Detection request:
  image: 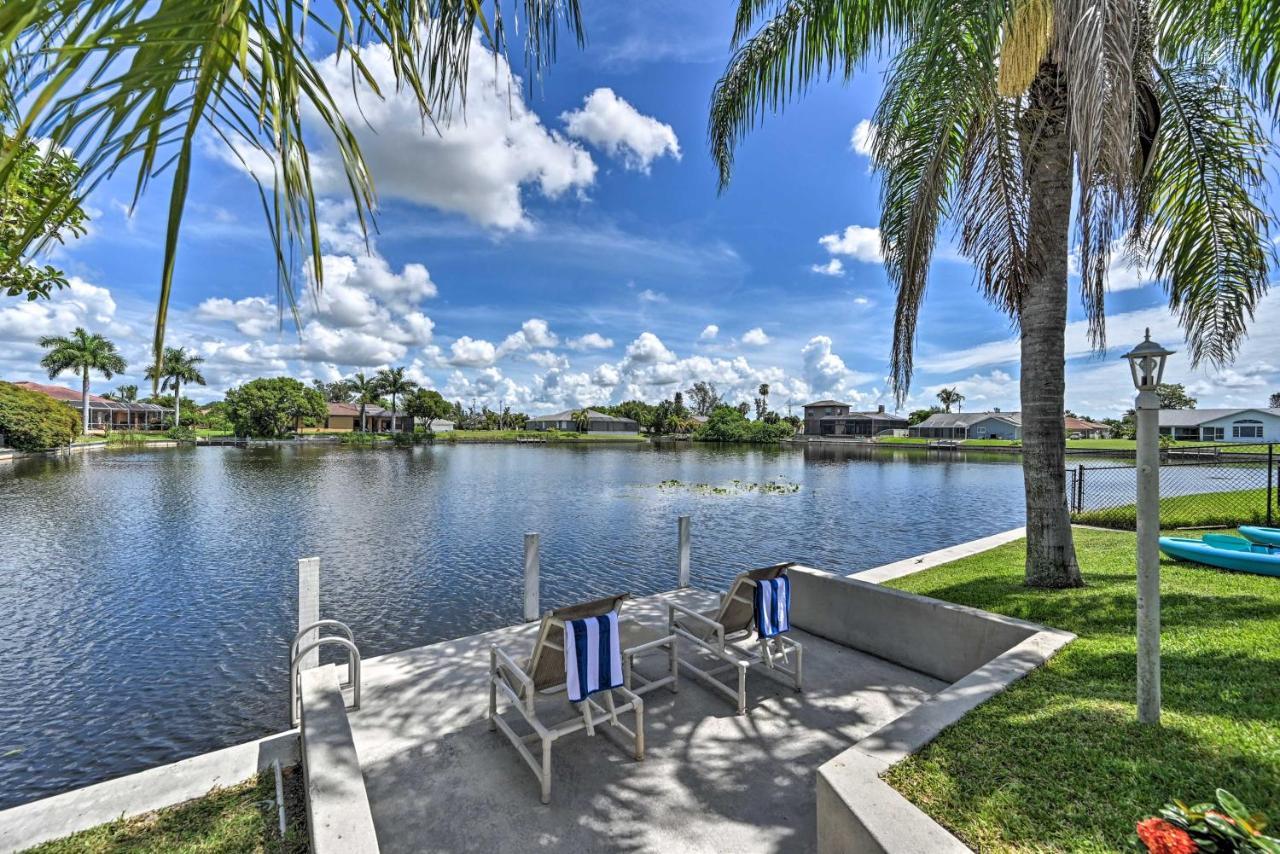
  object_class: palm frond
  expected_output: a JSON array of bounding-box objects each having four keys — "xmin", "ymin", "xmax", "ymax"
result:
[
  {"xmin": 1052, "ymin": 0, "xmax": 1143, "ymax": 347},
  {"xmin": 956, "ymin": 95, "xmax": 1029, "ymax": 313},
  {"xmin": 709, "ymin": 0, "xmax": 913, "ymax": 190},
  {"xmin": 1151, "ymin": 0, "xmax": 1280, "ymax": 112},
  {"xmin": 1134, "ymin": 60, "xmax": 1274, "ymax": 366},
  {"xmin": 875, "ymin": 0, "xmax": 997, "ymax": 401},
  {"xmin": 0, "ymin": 0, "xmax": 584, "ymax": 375}
]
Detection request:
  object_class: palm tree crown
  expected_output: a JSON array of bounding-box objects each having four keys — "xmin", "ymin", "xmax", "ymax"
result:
[
  {"xmin": 39, "ymin": 327, "xmax": 127, "ymax": 432},
  {"xmin": 145, "ymin": 346, "xmax": 206, "ymax": 427},
  {"xmin": 709, "ymin": 0, "xmax": 1275, "ymax": 587},
  {"xmin": 375, "ymin": 367, "xmax": 418, "ymax": 432},
  {"xmin": 937, "ymin": 388, "xmax": 965, "ymax": 413},
  {"xmin": 349, "ymin": 372, "xmax": 381, "ymax": 432}
]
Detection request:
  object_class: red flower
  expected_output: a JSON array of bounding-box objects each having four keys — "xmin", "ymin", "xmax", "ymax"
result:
[{"xmin": 1137, "ymin": 818, "xmax": 1199, "ymax": 854}]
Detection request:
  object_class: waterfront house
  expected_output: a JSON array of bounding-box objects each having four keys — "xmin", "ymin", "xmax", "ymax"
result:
[
  {"xmin": 526, "ymin": 408, "xmax": 639, "ymax": 434},
  {"xmin": 801, "ymin": 400, "xmax": 908, "ymax": 437},
  {"xmin": 1064, "ymin": 416, "xmax": 1112, "ymax": 439},
  {"xmin": 1158, "ymin": 408, "xmax": 1280, "ymax": 442},
  {"xmin": 909, "ymin": 410, "xmax": 1023, "ymax": 440},
  {"xmin": 14, "ymin": 380, "xmax": 170, "ymax": 431},
  {"xmin": 298, "ymin": 402, "xmax": 454, "ymax": 433}
]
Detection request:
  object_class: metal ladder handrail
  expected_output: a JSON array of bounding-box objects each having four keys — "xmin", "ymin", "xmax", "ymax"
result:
[
  {"xmin": 291, "ymin": 619, "xmax": 355, "ymax": 659},
  {"xmin": 290, "ymin": 626, "xmax": 361, "ymax": 728}
]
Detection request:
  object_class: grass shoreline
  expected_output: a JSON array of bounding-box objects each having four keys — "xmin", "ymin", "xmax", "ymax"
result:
[
  {"xmin": 882, "ymin": 527, "xmax": 1280, "ymax": 853},
  {"xmin": 26, "ymin": 769, "xmax": 307, "ymax": 853}
]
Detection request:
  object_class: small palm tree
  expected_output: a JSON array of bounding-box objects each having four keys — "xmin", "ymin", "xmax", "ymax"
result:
[
  {"xmin": 937, "ymin": 388, "xmax": 965, "ymax": 414},
  {"xmin": 349, "ymin": 372, "xmax": 381, "ymax": 432},
  {"xmin": 113, "ymin": 384, "xmax": 138, "ymax": 402},
  {"xmin": 571, "ymin": 409, "xmax": 592, "ymax": 433},
  {"xmin": 375, "ymin": 367, "xmax": 417, "ymax": 432},
  {"xmin": 39, "ymin": 327, "xmax": 127, "ymax": 433},
  {"xmin": 145, "ymin": 346, "xmax": 206, "ymax": 427}
]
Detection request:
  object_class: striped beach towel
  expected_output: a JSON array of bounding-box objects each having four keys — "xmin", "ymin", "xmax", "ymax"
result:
[
  {"xmin": 754, "ymin": 575, "xmax": 791, "ymax": 638},
  {"xmin": 564, "ymin": 612, "xmax": 624, "ymax": 703}
]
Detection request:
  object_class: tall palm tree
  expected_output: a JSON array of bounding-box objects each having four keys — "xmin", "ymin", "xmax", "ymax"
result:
[
  {"xmin": 349, "ymin": 372, "xmax": 380, "ymax": 433},
  {"xmin": 39, "ymin": 327, "xmax": 127, "ymax": 432},
  {"xmin": 937, "ymin": 388, "xmax": 965, "ymax": 413},
  {"xmin": 375, "ymin": 367, "xmax": 417, "ymax": 433},
  {"xmin": 710, "ymin": 0, "xmax": 1274, "ymax": 588},
  {"xmin": 571, "ymin": 408, "xmax": 592, "ymax": 433},
  {"xmin": 145, "ymin": 346, "xmax": 206, "ymax": 427},
  {"xmin": 0, "ymin": 2, "xmax": 585, "ymax": 372}
]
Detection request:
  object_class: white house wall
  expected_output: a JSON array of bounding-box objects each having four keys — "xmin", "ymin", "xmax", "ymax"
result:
[{"xmin": 1197, "ymin": 410, "xmax": 1280, "ymax": 442}]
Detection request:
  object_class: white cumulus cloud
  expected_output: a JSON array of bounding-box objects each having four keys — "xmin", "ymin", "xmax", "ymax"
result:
[
  {"xmin": 741, "ymin": 327, "xmax": 770, "ymax": 347},
  {"xmin": 699, "ymin": 324, "xmax": 719, "ymax": 340},
  {"xmin": 212, "ymin": 32, "xmax": 598, "ymax": 231},
  {"xmin": 561, "ymin": 87, "xmax": 681, "ymax": 173},
  {"xmin": 196, "ymin": 296, "xmax": 278, "ymax": 337},
  {"xmin": 810, "ymin": 258, "xmax": 845, "ymax": 277},
  {"xmin": 567, "ymin": 332, "xmax": 614, "ymax": 351},
  {"xmin": 449, "ymin": 336, "xmax": 499, "ymax": 368},
  {"xmin": 850, "ymin": 120, "xmax": 877, "ymax": 157},
  {"xmin": 819, "ymin": 225, "xmax": 883, "ymax": 263},
  {"xmin": 624, "ymin": 331, "xmax": 676, "ymax": 364}
]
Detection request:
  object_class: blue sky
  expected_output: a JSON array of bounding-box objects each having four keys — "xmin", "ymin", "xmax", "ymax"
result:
[{"xmin": 4, "ymin": 1, "xmax": 1278, "ymax": 417}]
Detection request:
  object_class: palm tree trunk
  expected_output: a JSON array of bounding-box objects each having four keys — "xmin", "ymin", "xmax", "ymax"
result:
[
  {"xmin": 173, "ymin": 380, "xmax": 181, "ymax": 427},
  {"xmin": 81, "ymin": 368, "xmax": 90, "ymax": 434},
  {"xmin": 1020, "ymin": 62, "xmax": 1083, "ymax": 588},
  {"xmin": 391, "ymin": 394, "xmax": 397, "ymax": 432}
]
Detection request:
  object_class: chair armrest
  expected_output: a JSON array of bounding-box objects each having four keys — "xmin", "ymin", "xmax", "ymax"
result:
[
  {"xmin": 491, "ymin": 645, "xmax": 532, "ymax": 697},
  {"xmin": 624, "ymin": 634, "xmax": 676, "ymax": 658},
  {"xmin": 668, "ymin": 601, "xmax": 724, "ymax": 651}
]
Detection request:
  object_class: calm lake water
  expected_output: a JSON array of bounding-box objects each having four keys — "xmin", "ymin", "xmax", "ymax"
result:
[{"xmin": 0, "ymin": 441, "xmax": 1029, "ymax": 809}]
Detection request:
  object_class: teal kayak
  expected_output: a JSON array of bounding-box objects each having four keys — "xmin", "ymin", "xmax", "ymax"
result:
[
  {"xmin": 1159, "ymin": 536, "xmax": 1280, "ymax": 577},
  {"xmin": 1240, "ymin": 526, "xmax": 1280, "ymax": 547}
]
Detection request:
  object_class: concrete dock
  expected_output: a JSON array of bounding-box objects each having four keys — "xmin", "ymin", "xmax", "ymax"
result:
[{"xmin": 344, "ymin": 589, "xmax": 946, "ymax": 853}]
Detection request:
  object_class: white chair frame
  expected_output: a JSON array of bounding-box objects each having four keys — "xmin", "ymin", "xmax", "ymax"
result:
[
  {"xmin": 668, "ymin": 576, "xmax": 802, "ymax": 715},
  {"xmin": 488, "ymin": 610, "xmax": 678, "ymax": 804}
]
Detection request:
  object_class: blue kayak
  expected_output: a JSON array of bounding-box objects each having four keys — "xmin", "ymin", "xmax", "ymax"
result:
[
  {"xmin": 1158, "ymin": 536, "xmax": 1280, "ymax": 577},
  {"xmin": 1240, "ymin": 526, "xmax": 1280, "ymax": 547}
]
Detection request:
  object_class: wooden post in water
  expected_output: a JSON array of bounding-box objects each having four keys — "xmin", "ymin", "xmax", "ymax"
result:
[
  {"xmin": 524, "ymin": 533, "xmax": 540, "ymax": 622},
  {"xmin": 297, "ymin": 557, "xmax": 320, "ymax": 670},
  {"xmin": 677, "ymin": 516, "xmax": 691, "ymax": 588}
]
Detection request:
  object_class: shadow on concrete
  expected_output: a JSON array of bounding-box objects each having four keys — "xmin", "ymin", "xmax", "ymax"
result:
[{"xmin": 346, "ymin": 590, "xmax": 945, "ymax": 853}]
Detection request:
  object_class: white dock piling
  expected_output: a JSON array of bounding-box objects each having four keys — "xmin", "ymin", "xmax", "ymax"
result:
[
  {"xmin": 297, "ymin": 557, "xmax": 320, "ymax": 670},
  {"xmin": 677, "ymin": 515, "xmax": 691, "ymax": 588},
  {"xmin": 523, "ymin": 533, "xmax": 540, "ymax": 622}
]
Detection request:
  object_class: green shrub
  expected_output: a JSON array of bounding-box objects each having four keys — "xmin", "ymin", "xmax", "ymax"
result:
[
  {"xmin": 0, "ymin": 381, "xmax": 81, "ymax": 450},
  {"xmin": 224, "ymin": 377, "xmax": 326, "ymax": 438},
  {"xmin": 165, "ymin": 424, "xmax": 197, "ymax": 441},
  {"xmin": 693, "ymin": 405, "xmax": 795, "ymax": 442}
]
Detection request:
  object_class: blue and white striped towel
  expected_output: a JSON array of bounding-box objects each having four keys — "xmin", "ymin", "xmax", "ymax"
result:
[
  {"xmin": 754, "ymin": 575, "xmax": 791, "ymax": 638},
  {"xmin": 564, "ymin": 612, "xmax": 624, "ymax": 703}
]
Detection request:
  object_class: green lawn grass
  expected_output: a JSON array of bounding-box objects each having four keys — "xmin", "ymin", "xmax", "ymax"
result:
[
  {"xmin": 1075, "ymin": 487, "xmax": 1274, "ymax": 530},
  {"xmin": 882, "ymin": 527, "xmax": 1280, "ymax": 853},
  {"xmin": 438, "ymin": 429, "xmax": 647, "ymax": 442},
  {"xmin": 26, "ymin": 770, "xmax": 306, "ymax": 853},
  {"xmin": 102, "ymin": 432, "xmax": 176, "ymax": 445}
]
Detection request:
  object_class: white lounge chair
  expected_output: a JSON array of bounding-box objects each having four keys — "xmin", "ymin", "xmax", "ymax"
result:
[
  {"xmin": 668, "ymin": 563, "xmax": 803, "ymax": 714},
  {"xmin": 489, "ymin": 593, "xmax": 670, "ymax": 804}
]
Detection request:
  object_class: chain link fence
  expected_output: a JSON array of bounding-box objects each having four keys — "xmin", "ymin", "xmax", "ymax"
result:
[{"xmin": 1069, "ymin": 444, "xmax": 1279, "ymax": 530}]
